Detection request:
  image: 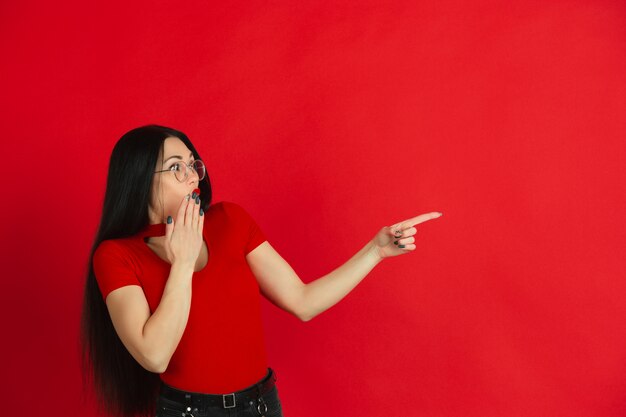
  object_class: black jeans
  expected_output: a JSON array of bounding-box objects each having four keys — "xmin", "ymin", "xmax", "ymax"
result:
[{"xmin": 155, "ymin": 368, "xmax": 283, "ymax": 417}]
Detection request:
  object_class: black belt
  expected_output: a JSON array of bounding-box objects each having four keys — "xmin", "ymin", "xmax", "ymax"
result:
[{"xmin": 159, "ymin": 368, "xmax": 277, "ymax": 410}]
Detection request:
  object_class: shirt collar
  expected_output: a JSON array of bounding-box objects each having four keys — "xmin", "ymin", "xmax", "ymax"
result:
[{"xmin": 138, "ymin": 222, "xmax": 167, "ymax": 238}]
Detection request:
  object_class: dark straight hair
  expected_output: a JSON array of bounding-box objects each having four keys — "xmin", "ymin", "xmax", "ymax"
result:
[{"xmin": 79, "ymin": 124, "xmax": 213, "ymax": 417}]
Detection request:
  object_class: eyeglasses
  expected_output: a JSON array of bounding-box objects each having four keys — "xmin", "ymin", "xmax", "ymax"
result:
[{"xmin": 154, "ymin": 159, "xmax": 206, "ymax": 182}]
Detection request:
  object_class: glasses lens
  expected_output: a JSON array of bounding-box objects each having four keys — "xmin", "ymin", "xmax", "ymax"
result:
[
  {"xmin": 193, "ymin": 160, "xmax": 206, "ymax": 181},
  {"xmin": 172, "ymin": 162, "xmax": 186, "ymax": 182}
]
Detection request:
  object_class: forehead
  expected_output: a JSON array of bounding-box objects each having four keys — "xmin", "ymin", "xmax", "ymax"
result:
[{"xmin": 162, "ymin": 136, "xmax": 192, "ymax": 157}]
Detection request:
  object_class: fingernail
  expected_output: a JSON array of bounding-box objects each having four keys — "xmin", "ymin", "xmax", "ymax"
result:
[
  {"xmin": 393, "ymin": 240, "xmax": 398, "ymax": 245},
  {"xmin": 185, "ymin": 194, "xmax": 190, "ymax": 201},
  {"xmin": 196, "ymin": 196, "xmax": 200, "ymax": 204},
  {"xmin": 398, "ymin": 245, "xmax": 405, "ymax": 248},
  {"xmin": 192, "ymin": 191, "xmax": 197, "ymax": 199},
  {"xmin": 167, "ymin": 216, "xmax": 172, "ymax": 224},
  {"xmin": 199, "ymin": 208, "xmax": 204, "ymax": 216}
]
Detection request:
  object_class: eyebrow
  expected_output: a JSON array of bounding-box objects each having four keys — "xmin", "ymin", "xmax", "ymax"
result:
[{"xmin": 163, "ymin": 151, "xmax": 194, "ymax": 164}]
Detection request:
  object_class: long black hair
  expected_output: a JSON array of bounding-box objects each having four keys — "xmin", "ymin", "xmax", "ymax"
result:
[{"xmin": 79, "ymin": 124, "xmax": 213, "ymax": 417}]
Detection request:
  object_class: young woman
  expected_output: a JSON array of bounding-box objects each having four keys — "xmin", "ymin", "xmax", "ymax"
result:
[{"xmin": 79, "ymin": 124, "xmax": 442, "ymax": 417}]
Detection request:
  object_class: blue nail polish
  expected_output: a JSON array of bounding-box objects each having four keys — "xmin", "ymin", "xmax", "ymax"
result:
[
  {"xmin": 393, "ymin": 241, "xmax": 398, "ymax": 245},
  {"xmin": 191, "ymin": 192, "xmax": 197, "ymax": 199},
  {"xmin": 199, "ymin": 208, "xmax": 204, "ymax": 216},
  {"xmin": 195, "ymin": 196, "xmax": 200, "ymax": 204},
  {"xmin": 398, "ymin": 245, "xmax": 405, "ymax": 249},
  {"xmin": 167, "ymin": 216, "xmax": 172, "ymax": 224}
]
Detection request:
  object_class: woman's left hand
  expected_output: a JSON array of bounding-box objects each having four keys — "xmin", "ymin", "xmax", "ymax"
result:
[{"xmin": 372, "ymin": 211, "xmax": 443, "ymax": 260}]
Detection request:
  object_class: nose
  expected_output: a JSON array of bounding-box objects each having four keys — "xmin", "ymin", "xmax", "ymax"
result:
[{"xmin": 187, "ymin": 167, "xmax": 199, "ymax": 185}]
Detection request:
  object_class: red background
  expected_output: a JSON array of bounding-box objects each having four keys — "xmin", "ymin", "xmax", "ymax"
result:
[{"xmin": 1, "ymin": 1, "xmax": 625, "ymax": 416}]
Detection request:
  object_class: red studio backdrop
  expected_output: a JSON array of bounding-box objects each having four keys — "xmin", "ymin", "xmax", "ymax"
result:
[{"xmin": 1, "ymin": 1, "xmax": 625, "ymax": 416}]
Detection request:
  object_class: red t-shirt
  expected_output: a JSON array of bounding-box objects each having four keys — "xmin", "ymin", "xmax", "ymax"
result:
[{"xmin": 92, "ymin": 200, "xmax": 269, "ymax": 394}]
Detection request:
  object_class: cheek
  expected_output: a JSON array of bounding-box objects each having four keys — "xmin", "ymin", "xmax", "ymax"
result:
[
  {"xmin": 166, "ymin": 192, "xmax": 188, "ymax": 214},
  {"xmin": 150, "ymin": 185, "xmax": 185, "ymax": 217},
  {"xmin": 168, "ymin": 199, "xmax": 181, "ymax": 215}
]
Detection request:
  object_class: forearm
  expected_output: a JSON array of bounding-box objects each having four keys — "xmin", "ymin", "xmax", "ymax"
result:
[
  {"xmin": 301, "ymin": 240, "xmax": 383, "ymax": 321},
  {"xmin": 142, "ymin": 262, "xmax": 194, "ymax": 372}
]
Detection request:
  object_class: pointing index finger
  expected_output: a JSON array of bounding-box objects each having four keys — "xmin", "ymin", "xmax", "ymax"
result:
[{"xmin": 402, "ymin": 212, "xmax": 443, "ymax": 229}]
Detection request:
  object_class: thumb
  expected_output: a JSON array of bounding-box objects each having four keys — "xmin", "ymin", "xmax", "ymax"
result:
[{"xmin": 389, "ymin": 225, "xmax": 402, "ymax": 237}]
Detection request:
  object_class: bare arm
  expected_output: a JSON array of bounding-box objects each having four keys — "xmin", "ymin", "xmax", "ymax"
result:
[
  {"xmin": 247, "ymin": 240, "xmax": 382, "ymax": 322},
  {"xmin": 248, "ymin": 211, "xmax": 442, "ymax": 322},
  {"xmin": 106, "ymin": 262, "xmax": 194, "ymax": 373},
  {"xmin": 300, "ymin": 240, "xmax": 382, "ymax": 321}
]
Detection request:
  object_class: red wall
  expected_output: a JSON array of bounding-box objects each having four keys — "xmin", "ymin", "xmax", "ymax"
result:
[{"xmin": 1, "ymin": 1, "xmax": 625, "ymax": 416}]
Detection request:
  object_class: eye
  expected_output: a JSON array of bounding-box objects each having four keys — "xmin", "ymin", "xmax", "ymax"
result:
[{"xmin": 169, "ymin": 162, "xmax": 182, "ymax": 171}]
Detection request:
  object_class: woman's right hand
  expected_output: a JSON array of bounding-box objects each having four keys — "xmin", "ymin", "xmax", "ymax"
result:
[{"xmin": 163, "ymin": 193, "xmax": 205, "ymax": 268}]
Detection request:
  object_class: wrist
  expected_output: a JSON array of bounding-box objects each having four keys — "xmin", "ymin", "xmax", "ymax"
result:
[
  {"xmin": 366, "ymin": 240, "xmax": 384, "ymax": 263},
  {"xmin": 171, "ymin": 261, "xmax": 196, "ymax": 274}
]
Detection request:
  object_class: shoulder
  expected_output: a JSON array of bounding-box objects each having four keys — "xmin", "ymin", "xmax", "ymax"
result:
[
  {"xmin": 93, "ymin": 238, "xmax": 134, "ymax": 265},
  {"xmin": 94, "ymin": 238, "xmax": 125, "ymax": 256}
]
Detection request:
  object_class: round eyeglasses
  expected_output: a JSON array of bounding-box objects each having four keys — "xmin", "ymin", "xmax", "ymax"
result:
[{"xmin": 154, "ymin": 159, "xmax": 206, "ymax": 182}]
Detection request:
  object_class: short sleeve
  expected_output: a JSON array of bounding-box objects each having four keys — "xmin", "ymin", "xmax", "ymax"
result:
[
  {"xmin": 223, "ymin": 201, "xmax": 268, "ymax": 255},
  {"xmin": 93, "ymin": 240, "xmax": 141, "ymax": 302}
]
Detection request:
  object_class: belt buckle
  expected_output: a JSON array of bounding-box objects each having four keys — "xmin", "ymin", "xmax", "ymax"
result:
[
  {"xmin": 183, "ymin": 406, "xmax": 197, "ymax": 417},
  {"xmin": 223, "ymin": 393, "xmax": 236, "ymax": 408}
]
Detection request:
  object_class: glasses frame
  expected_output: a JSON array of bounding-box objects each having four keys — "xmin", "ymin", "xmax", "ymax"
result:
[{"xmin": 154, "ymin": 159, "xmax": 206, "ymax": 182}]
